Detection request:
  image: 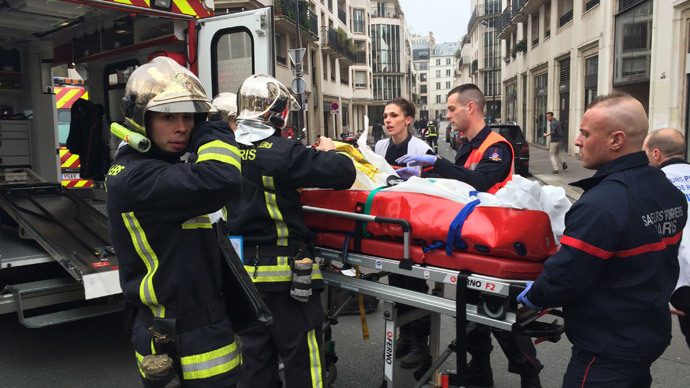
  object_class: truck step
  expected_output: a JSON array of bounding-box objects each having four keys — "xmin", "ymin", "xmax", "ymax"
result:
[
  {"xmin": 19, "ymin": 303, "xmax": 123, "ymax": 328},
  {"xmin": 6, "ymin": 277, "xmax": 81, "ymax": 295},
  {"xmin": 6, "ymin": 277, "xmax": 122, "ymax": 328}
]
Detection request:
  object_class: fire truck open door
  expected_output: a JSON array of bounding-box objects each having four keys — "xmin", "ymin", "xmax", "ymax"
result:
[{"xmin": 196, "ymin": 7, "xmax": 275, "ymax": 97}]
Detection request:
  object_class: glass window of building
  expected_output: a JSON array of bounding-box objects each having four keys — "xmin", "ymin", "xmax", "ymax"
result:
[
  {"xmin": 373, "ymin": 75, "xmax": 401, "ymax": 101},
  {"xmin": 419, "ymin": 62, "xmax": 428, "ymax": 70},
  {"xmin": 355, "ymin": 71, "xmax": 367, "ymax": 88},
  {"xmin": 436, "ymin": 70, "xmax": 441, "ymax": 77},
  {"xmin": 420, "ymin": 84, "xmax": 427, "ymax": 93},
  {"xmin": 436, "ymin": 59, "xmax": 441, "ymax": 65},
  {"xmin": 533, "ymin": 73, "xmax": 548, "ymax": 146},
  {"xmin": 584, "ymin": 55, "xmax": 598, "ymax": 107},
  {"xmin": 613, "ymin": 1, "xmax": 652, "ymax": 85},
  {"xmin": 420, "ymin": 73, "xmax": 427, "ymax": 81},
  {"xmin": 436, "ymin": 95, "xmax": 441, "ymax": 103},
  {"xmin": 446, "ymin": 81, "xmax": 451, "ymax": 89},
  {"xmin": 446, "ymin": 69, "xmax": 451, "ymax": 76},
  {"xmin": 371, "ymin": 24, "xmax": 400, "ymax": 73},
  {"xmin": 353, "ymin": 9, "xmax": 364, "ymax": 33},
  {"xmin": 436, "ymin": 82, "xmax": 441, "ymax": 89},
  {"xmin": 446, "ymin": 58, "xmax": 451, "ymax": 65},
  {"xmin": 505, "ymin": 82, "xmax": 517, "ymax": 123}
]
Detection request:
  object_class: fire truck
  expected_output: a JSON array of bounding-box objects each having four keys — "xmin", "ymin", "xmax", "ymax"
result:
[{"xmin": 0, "ymin": 0, "xmax": 273, "ymax": 327}]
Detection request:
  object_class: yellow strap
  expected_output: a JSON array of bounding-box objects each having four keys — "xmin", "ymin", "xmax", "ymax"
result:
[{"xmin": 355, "ymin": 266, "xmax": 370, "ymax": 340}]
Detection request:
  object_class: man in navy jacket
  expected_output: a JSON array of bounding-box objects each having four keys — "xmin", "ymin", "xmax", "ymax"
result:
[{"xmin": 518, "ymin": 93, "xmax": 687, "ymax": 387}]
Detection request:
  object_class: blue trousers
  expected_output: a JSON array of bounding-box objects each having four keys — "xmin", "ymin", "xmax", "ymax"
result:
[{"xmin": 562, "ymin": 347, "xmax": 653, "ymax": 388}]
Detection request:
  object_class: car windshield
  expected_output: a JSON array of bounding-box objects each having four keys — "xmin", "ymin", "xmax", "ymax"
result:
[{"xmin": 491, "ymin": 126, "xmax": 526, "ymax": 143}]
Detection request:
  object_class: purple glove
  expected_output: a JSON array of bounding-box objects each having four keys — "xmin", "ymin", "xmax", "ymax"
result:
[
  {"xmin": 395, "ymin": 154, "xmax": 437, "ymax": 166},
  {"xmin": 517, "ymin": 281, "xmax": 540, "ymax": 310},
  {"xmin": 396, "ymin": 167, "xmax": 421, "ymax": 180}
]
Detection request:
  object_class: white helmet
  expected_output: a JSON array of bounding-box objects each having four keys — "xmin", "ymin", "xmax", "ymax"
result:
[{"xmin": 210, "ymin": 92, "xmax": 237, "ymax": 122}]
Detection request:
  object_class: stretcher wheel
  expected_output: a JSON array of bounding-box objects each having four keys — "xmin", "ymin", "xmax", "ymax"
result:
[{"xmin": 326, "ymin": 363, "xmax": 337, "ymax": 386}]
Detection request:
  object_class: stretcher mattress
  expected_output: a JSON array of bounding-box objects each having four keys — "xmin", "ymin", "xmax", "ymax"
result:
[
  {"xmin": 302, "ymin": 189, "xmax": 557, "ymax": 261},
  {"xmin": 315, "ymin": 232, "xmax": 544, "ymax": 280}
]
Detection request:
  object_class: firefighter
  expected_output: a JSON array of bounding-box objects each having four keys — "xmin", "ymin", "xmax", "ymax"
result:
[
  {"xmin": 396, "ymin": 84, "xmax": 543, "ymax": 388},
  {"xmin": 226, "ymin": 74, "xmax": 356, "ymax": 388},
  {"xmin": 426, "ymin": 120, "xmax": 439, "ymax": 153},
  {"xmin": 211, "ymin": 92, "xmax": 238, "ymax": 130},
  {"xmin": 106, "ymin": 57, "xmax": 243, "ymax": 388}
]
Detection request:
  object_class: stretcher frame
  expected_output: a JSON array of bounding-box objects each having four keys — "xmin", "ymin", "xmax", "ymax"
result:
[{"xmin": 304, "ymin": 205, "xmax": 564, "ymax": 388}]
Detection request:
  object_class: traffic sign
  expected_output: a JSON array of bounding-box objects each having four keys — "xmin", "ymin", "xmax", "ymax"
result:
[
  {"xmin": 330, "ymin": 101, "xmax": 339, "ymax": 112},
  {"xmin": 288, "ymin": 48, "xmax": 306, "ymax": 66},
  {"xmin": 291, "ymin": 78, "xmax": 306, "ymax": 94}
]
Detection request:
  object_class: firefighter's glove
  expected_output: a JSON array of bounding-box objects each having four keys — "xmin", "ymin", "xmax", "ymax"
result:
[
  {"xmin": 517, "ymin": 281, "xmax": 540, "ymax": 311},
  {"xmin": 396, "ymin": 154, "xmax": 437, "ymax": 166},
  {"xmin": 396, "ymin": 167, "xmax": 420, "ymax": 180},
  {"xmin": 290, "ymin": 257, "xmax": 313, "ymax": 303}
]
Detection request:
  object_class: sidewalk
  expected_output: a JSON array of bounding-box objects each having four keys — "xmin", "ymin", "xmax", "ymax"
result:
[{"xmin": 528, "ymin": 143, "xmax": 592, "ymax": 201}]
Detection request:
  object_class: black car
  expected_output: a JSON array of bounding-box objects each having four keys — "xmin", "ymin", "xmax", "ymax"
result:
[{"xmin": 489, "ymin": 124, "xmax": 530, "ymax": 177}]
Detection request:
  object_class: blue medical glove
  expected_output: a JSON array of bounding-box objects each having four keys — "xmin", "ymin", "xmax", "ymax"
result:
[
  {"xmin": 396, "ymin": 167, "xmax": 421, "ymax": 180},
  {"xmin": 395, "ymin": 154, "xmax": 437, "ymax": 166},
  {"xmin": 517, "ymin": 281, "xmax": 540, "ymax": 310}
]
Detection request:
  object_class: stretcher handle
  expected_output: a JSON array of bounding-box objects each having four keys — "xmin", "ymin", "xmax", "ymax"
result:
[{"xmin": 302, "ymin": 205, "xmax": 412, "ymax": 262}]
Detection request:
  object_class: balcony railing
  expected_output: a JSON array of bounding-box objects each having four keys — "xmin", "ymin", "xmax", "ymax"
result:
[
  {"xmin": 495, "ymin": 6, "xmax": 513, "ymax": 36},
  {"xmin": 467, "ymin": 0, "xmax": 501, "ymax": 32},
  {"xmin": 338, "ymin": 6, "xmax": 346, "ymax": 24},
  {"xmin": 275, "ymin": 0, "xmax": 319, "ymax": 37},
  {"xmin": 559, "ymin": 10, "xmax": 573, "ymax": 27},
  {"xmin": 371, "ymin": 7, "xmax": 400, "ymax": 18},
  {"xmin": 321, "ymin": 26, "xmax": 357, "ymax": 64}
]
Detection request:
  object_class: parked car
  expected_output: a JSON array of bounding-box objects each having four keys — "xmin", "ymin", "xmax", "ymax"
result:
[
  {"xmin": 450, "ymin": 130, "xmax": 461, "ymax": 151},
  {"xmin": 445, "ymin": 123, "xmax": 453, "ymax": 143},
  {"xmin": 489, "ymin": 124, "xmax": 530, "ymax": 177}
]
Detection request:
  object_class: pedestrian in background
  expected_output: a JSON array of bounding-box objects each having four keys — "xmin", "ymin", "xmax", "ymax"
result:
[
  {"xmin": 519, "ymin": 93, "xmax": 687, "ymax": 387},
  {"xmin": 372, "ymin": 119, "xmax": 384, "ymax": 142},
  {"xmin": 544, "ymin": 112, "xmax": 567, "ymax": 174},
  {"xmin": 643, "ymin": 127, "xmax": 690, "ymax": 350}
]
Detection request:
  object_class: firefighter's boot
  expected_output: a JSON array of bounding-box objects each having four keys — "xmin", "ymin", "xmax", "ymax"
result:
[
  {"xmin": 395, "ymin": 331, "xmax": 416, "ymax": 358},
  {"xmin": 400, "ymin": 342, "xmax": 430, "ymax": 369},
  {"xmin": 520, "ymin": 369, "xmax": 542, "ymax": 388},
  {"xmin": 466, "ymin": 356, "xmax": 494, "ymax": 387}
]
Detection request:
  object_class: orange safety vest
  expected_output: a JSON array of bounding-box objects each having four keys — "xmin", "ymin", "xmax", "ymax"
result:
[{"xmin": 463, "ymin": 130, "xmax": 514, "ymax": 194}]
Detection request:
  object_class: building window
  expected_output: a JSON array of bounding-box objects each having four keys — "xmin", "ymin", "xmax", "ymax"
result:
[
  {"xmin": 353, "ymin": 9, "xmax": 364, "ymax": 33},
  {"xmin": 559, "ymin": 0, "xmax": 574, "ymax": 27},
  {"xmin": 435, "ymin": 95, "xmax": 441, "ymax": 103},
  {"xmin": 436, "ymin": 70, "xmax": 441, "ymax": 77},
  {"xmin": 373, "ymin": 75, "xmax": 401, "ymax": 101},
  {"xmin": 505, "ymin": 82, "xmax": 518, "ymax": 123},
  {"xmin": 483, "ymin": 70, "xmax": 500, "ymax": 97},
  {"xmin": 355, "ymin": 70, "xmax": 367, "ymax": 88},
  {"xmin": 371, "ymin": 24, "xmax": 401, "ymax": 73},
  {"xmin": 613, "ymin": 1, "xmax": 652, "ymax": 85},
  {"xmin": 436, "ymin": 59, "xmax": 441, "ymax": 65},
  {"xmin": 531, "ymin": 14, "xmax": 539, "ymax": 46},
  {"xmin": 483, "ymin": 28, "xmax": 499, "ymax": 68},
  {"xmin": 445, "ymin": 81, "xmax": 451, "ymax": 89},
  {"xmin": 435, "ymin": 82, "xmax": 441, "ymax": 89},
  {"xmin": 420, "ymin": 96, "xmax": 427, "ymax": 105},
  {"xmin": 584, "ymin": 55, "xmax": 598, "ymax": 108},
  {"xmin": 420, "ymin": 84, "xmax": 427, "ymax": 93},
  {"xmin": 446, "ymin": 58, "xmax": 451, "ymax": 65},
  {"xmin": 533, "ymin": 73, "xmax": 548, "ymax": 146},
  {"xmin": 585, "ymin": 0, "xmax": 599, "ymax": 12},
  {"xmin": 545, "ymin": 2, "xmax": 551, "ymax": 38},
  {"xmin": 420, "ymin": 73, "xmax": 427, "ymax": 81},
  {"xmin": 419, "ymin": 62, "xmax": 428, "ymax": 70},
  {"xmin": 276, "ymin": 34, "xmax": 286, "ymax": 66}
]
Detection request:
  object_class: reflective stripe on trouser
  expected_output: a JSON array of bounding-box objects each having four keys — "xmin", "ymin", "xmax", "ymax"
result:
[
  {"xmin": 238, "ymin": 292, "xmax": 325, "ymax": 388},
  {"xmin": 134, "ymin": 339, "xmax": 241, "ymax": 381},
  {"xmin": 244, "ymin": 261, "xmax": 323, "ymax": 284}
]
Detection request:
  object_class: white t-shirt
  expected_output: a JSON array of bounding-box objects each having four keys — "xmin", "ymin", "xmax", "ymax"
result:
[{"xmin": 661, "ymin": 161, "xmax": 690, "ymax": 291}]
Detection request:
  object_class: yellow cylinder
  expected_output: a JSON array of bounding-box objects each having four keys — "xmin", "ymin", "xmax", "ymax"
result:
[{"xmin": 111, "ymin": 122, "xmax": 151, "ymax": 153}]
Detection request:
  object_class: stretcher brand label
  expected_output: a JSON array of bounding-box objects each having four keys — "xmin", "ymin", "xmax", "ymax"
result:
[
  {"xmin": 385, "ymin": 331, "xmax": 393, "ymax": 365},
  {"xmin": 466, "ymin": 278, "xmax": 508, "ymax": 295},
  {"xmin": 384, "ymin": 322, "xmax": 394, "ymax": 379},
  {"xmin": 444, "ymin": 274, "xmax": 458, "ymax": 284}
]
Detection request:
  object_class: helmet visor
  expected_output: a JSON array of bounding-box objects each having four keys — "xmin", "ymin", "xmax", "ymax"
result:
[{"xmin": 148, "ymin": 100, "xmax": 213, "ymax": 114}]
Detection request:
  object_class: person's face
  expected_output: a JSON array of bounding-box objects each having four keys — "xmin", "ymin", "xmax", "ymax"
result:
[
  {"xmin": 546, "ymin": 113, "xmax": 553, "ymax": 122},
  {"xmin": 574, "ymin": 107, "xmax": 614, "ymax": 170},
  {"xmin": 383, "ymin": 103, "xmax": 411, "ymax": 137},
  {"xmin": 148, "ymin": 111, "xmax": 195, "ymax": 154},
  {"xmin": 446, "ymin": 93, "xmax": 471, "ymax": 132}
]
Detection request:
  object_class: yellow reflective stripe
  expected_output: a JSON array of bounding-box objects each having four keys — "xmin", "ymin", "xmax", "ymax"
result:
[
  {"xmin": 56, "ymin": 88, "xmax": 81, "ymax": 109},
  {"xmin": 114, "ymin": 0, "xmax": 133, "ymax": 4},
  {"xmin": 180, "ymin": 340, "xmax": 241, "ymax": 380},
  {"xmin": 173, "ymin": 0, "xmax": 196, "ymax": 17},
  {"xmin": 197, "ymin": 140, "xmax": 241, "ymax": 171},
  {"xmin": 243, "ymin": 263, "xmax": 322, "ymax": 283},
  {"xmin": 262, "ymin": 175, "xmax": 289, "ymax": 246},
  {"xmin": 135, "ymin": 351, "xmax": 146, "ymax": 377},
  {"xmin": 62, "ymin": 154, "xmax": 80, "ymax": 167},
  {"xmin": 307, "ymin": 329, "xmax": 324, "ymax": 388},
  {"xmin": 182, "ymin": 215, "xmax": 212, "ymax": 229},
  {"xmin": 122, "ymin": 212, "xmax": 165, "ymax": 317}
]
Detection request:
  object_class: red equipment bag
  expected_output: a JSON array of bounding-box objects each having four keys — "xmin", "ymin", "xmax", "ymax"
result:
[
  {"xmin": 315, "ymin": 232, "xmax": 544, "ymax": 280},
  {"xmin": 302, "ymin": 189, "xmax": 557, "ymax": 261}
]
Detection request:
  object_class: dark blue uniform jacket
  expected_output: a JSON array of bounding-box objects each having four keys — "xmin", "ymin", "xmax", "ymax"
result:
[{"xmin": 527, "ymin": 152, "xmax": 687, "ymax": 361}]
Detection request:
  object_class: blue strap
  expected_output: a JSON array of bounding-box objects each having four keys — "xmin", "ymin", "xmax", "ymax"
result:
[
  {"xmin": 445, "ymin": 199, "xmax": 481, "ymax": 256},
  {"xmin": 423, "ymin": 241, "xmax": 445, "ymax": 252}
]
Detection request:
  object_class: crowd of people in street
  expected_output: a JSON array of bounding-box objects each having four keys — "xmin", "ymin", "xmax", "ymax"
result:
[{"xmin": 105, "ymin": 56, "xmax": 689, "ymax": 388}]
